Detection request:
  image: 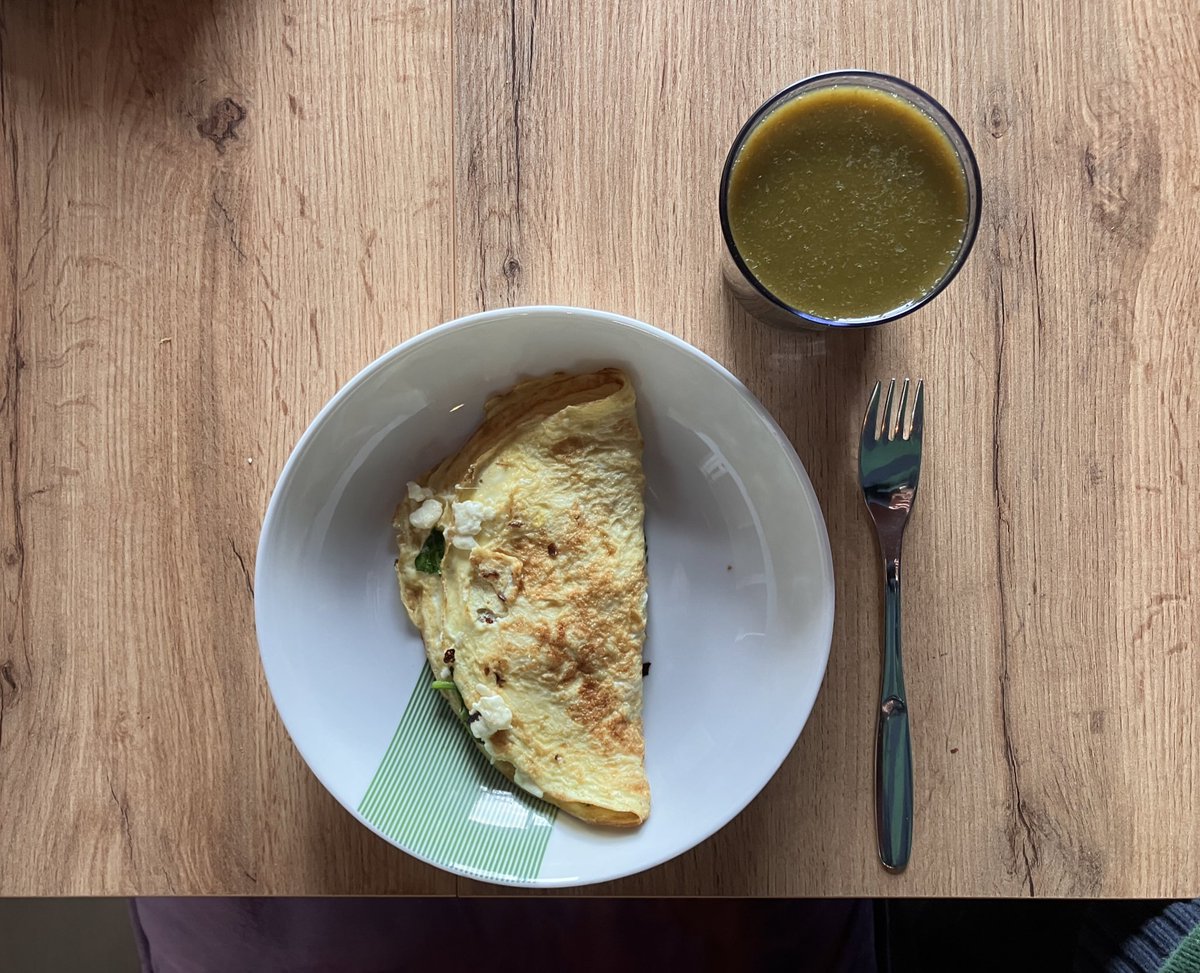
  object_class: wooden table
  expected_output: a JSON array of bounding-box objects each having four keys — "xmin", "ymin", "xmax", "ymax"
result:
[{"xmin": 1, "ymin": 0, "xmax": 1197, "ymax": 898}]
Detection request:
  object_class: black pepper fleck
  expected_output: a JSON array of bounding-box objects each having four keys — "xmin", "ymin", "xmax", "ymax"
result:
[
  {"xmin": 642, "ymin": 662, "xmax": 651, "ymax": 676},
  {"xmin": 547, "ymin": 542, "xmax": 558, "ymax": 557}
]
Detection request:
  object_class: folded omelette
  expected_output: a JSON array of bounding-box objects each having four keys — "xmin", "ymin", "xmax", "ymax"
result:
[{"xmin": 393, "ymin": 369, "xmax": 650, "ymax": 826}]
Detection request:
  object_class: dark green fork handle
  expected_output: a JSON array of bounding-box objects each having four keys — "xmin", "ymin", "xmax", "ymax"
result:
[{"xmin": 876, "ymin": 556, "xmax": 912, "ymax": 872}]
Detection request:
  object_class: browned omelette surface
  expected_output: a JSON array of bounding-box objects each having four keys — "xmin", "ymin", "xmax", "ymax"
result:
[{"xmin": 393, "ymin": 369, "xmax": 649, "ymax": 826}]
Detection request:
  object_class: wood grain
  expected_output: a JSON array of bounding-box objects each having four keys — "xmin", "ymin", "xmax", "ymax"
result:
[
  {"xmin": 1, "ymin": 0, "xmax": 1197, "ymax": 895},
  {"xmin": 0, "ymin": 0, "xmax": 455, "ymax": 895},
  {"xmin": 449, "ymin": 0, "xmax": 1199, "ymax": 898}
]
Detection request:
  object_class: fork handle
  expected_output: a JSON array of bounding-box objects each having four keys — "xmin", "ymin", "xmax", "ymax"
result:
[{"xmin": 876, "ymin": 556, "xmax": 912, "ymax": 872}]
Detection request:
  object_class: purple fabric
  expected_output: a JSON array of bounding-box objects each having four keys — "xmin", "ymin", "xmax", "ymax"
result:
[{"xmin": 130, "ymin": 897, "xmax": 874, "ymax": 973}]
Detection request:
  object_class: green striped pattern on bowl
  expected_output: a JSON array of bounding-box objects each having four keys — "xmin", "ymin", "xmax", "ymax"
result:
[{"xmin": 358, "ymin": 674, "xmax": 557, "ymax": 882}]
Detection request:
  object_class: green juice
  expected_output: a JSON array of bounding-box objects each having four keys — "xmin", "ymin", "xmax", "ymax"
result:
[{"xmin": 726, "ymin": 85, "xmax": 970, "ymax": 321}]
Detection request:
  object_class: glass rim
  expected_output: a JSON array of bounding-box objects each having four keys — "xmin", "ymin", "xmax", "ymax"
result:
[{"xmin": 719, "ymin": 69, "xmax": 983, "ymax": 329}]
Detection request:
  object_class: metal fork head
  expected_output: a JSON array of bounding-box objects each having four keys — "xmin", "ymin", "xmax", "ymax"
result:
[{"xmin": 859, "ymin": 379, "xmax": 925, "ymax": 546}]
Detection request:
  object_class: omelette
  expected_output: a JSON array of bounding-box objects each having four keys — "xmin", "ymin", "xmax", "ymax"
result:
[{"xmin": 393, "ymin": 369, "xmax": 650, "ymax": 826}]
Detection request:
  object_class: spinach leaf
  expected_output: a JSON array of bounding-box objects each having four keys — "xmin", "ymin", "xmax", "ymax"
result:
[{"xmin": 414, "ymin": 528, "xmax": 445, "ymax": 574}]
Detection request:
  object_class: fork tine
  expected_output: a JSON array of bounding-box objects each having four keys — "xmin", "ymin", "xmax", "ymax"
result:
[
  {"xmin": 881, "ymin": 379, "xmax": 896, "ymax": 441},
  {"xmin": 862, "ymin": 380, "xmax": 882, "ymax": 442},
  {"xmin": 895, "ymin": 378, "xmax": 911, "ymax": 440},
  {"xmin": 910, "ymin": 379, "xmax": 925, "ymax": 441}
]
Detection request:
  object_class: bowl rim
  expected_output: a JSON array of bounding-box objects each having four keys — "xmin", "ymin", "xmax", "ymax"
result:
[
  {"xmin": 255, "ymin": 305, "xmax": 836, "ymax": 887},
  {"xmin": 718, "ymin": 69, "xmax": 983, "ymax": 330}
]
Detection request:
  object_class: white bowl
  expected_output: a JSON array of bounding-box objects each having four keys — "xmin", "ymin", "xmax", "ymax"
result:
[{"xmin": 256, "ymin": 306, "xmax": 834, "ymax": 887}]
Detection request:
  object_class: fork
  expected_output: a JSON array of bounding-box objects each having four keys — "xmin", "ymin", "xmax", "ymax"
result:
[{"xmin": 859, "ymin": 378, "xmax": 925, "ymax": 873}]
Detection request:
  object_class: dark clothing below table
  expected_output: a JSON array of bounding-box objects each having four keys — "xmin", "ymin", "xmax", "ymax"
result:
[
  {"xmin": 1076, "ymin": 899, "xmax": 1200, "ymax": 973},
  {"xmin": 130, "ymin": 897, "xmax": 875, "ymax": 973}
]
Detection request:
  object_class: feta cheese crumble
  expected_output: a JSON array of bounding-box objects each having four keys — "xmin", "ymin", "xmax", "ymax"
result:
[
  {"xmin": 449, "ymin": 500, "xmax": 493, "ymax": 550},
  {"xmin": 408, "ymin": 497, "xmax": 443, "ymax": 529},
  {"xmin": 469, "ymin": 689, "xmax": 512, "ymax": 739}
]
